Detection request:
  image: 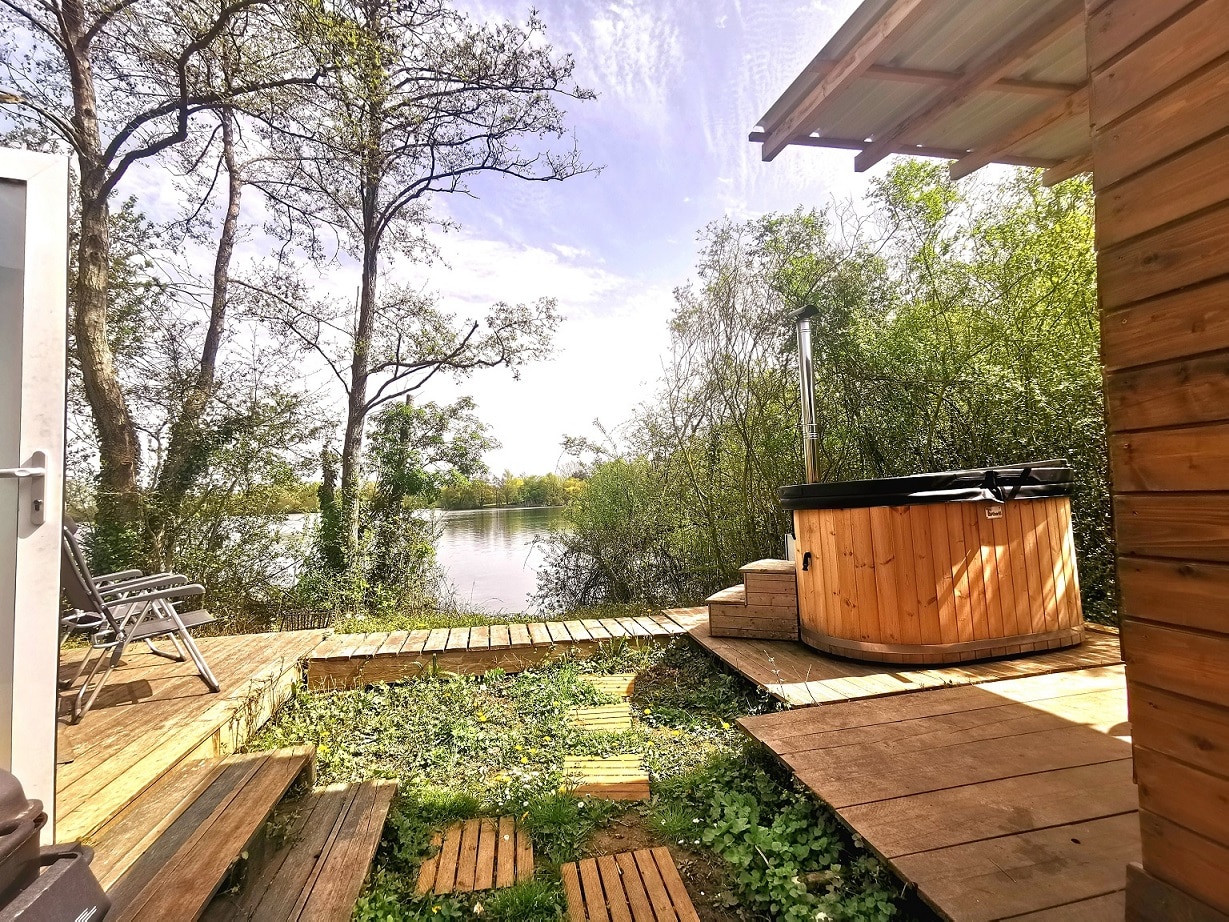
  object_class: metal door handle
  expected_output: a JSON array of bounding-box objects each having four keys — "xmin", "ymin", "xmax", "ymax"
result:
[{"xmin": 0, "ymin": 450, "xmax": 47, "ymax": 524}]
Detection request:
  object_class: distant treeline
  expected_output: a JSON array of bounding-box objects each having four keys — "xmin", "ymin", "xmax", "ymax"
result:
[
  {"xmin": 193, "ymin": 473, "xmax": 586, "ymax": 515},
  {"xmin": 437, "ymin": 473, "xmax": 584, "ymax": 510}
]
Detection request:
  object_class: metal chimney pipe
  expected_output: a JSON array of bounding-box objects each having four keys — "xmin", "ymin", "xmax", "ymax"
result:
[{"xmin": 796, "ymin": 308, "xmax": 822, "ymax": 484}]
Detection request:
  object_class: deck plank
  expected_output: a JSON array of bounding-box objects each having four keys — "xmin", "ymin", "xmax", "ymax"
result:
[
  {"xmin": 742, "ymin": 666, "xmax": 1139, "ymax": 922},
  {"xmin": 896, "ymin": 813, "xmax": 1140, "ymax": 922},
  {"xmin": 307, "ymin": 617, "xmax": 689, "ymax": 689},
  {"xmin": 56, "ymin": 631, "xmax": 322, "ymax": 844},
  {"xmin": 111, "ymin": 747, "xmax": 314, "ymax": 921},
  {"xmin": 689, "ymin": 616, "xmax": 1123, "ymax": 708}
]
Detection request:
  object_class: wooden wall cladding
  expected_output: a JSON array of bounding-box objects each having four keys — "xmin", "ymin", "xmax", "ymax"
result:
[
  {"xmin": 792, "ymin": 498, "xmax": 1083, "ymax": 664},
  {"xmin": 1091, "ymin": 0, "xmax": 1229, "ymax": 912}
]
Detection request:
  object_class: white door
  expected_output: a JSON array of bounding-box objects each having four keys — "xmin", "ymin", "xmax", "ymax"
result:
[{"xmin": 0, "ymin": 148, "xmax": 68, "ymax": 835}]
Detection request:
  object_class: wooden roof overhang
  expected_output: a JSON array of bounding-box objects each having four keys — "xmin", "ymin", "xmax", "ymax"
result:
[{"xmin": 751, "ymin": 0, "xmax": 1093, "ymax": 185}]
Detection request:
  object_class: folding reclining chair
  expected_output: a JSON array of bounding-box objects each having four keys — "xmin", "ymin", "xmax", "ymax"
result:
[{"xmin": 60, "ymin": 526, "xmax": 219, "ymax": 722}]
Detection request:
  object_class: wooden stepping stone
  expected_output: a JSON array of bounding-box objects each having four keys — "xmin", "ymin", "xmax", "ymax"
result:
[
  {"xmin": 561, "ymin": 847, "xmax": 700, "ymax": 921},
  {"xmin": 416, "ymin": 817, "xmax": 533, "ymax": 895},
  {"xmin": 563, "ymin": 756, "xmax": 650, "ymax": 801},
  {"xmin": 578, "ymin": 673, "xmax": 637, "ymax": 698},
  {"xmin": 566, "ymin": 704, "xmax": 633, "ymax": 732}
]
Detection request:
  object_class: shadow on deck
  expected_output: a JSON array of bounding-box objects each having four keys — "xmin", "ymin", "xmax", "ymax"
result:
[{"xmin": 55, "ymin": 630, "xmax": 325, "ymax": 844}]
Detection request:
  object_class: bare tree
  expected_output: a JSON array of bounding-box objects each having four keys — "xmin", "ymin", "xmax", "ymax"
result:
[
  {"xmin": 0, "ymin": 0, "xmax": 320, "ymax": 563},
  {"xmin": 251, "ymin": 0, "xmax": 595, "ymax": 567}
]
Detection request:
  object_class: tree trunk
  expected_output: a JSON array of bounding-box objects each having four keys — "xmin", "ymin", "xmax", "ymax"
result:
[
  {"xmin": 63, "ymin": 0, "xmax": 143, "ymax": 567},
  {"xmin": 337, "ymin": 235, "xmax": 378, "ymax": 567},
  {"xmin": 147, "ymin": 107, "xmax": 242, "ymax": 566},
  {"xmin": 76, "ymin": 184, "xmax": 144, "ymax": 566},
  {"xmin": 331, "ymin": 91, "xmax": 384, "ymax": 573}
]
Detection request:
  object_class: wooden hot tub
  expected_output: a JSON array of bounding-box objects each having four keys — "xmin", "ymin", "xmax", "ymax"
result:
[{"xmin": 781, "ymin": 460, "xmax": 1083, "ymax": 665}]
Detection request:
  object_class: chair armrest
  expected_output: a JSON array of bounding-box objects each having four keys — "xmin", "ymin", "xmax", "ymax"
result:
[
  {"xmin": 112, "ymin": 584, "xmax": 206, "ymax": 605},
  {"xmin": 95, "ymin": 569, "xmax": 144, "ymax": 585},
  {"xmin": 99, "ymin": 574, "xmax": 188, "ymax": 598}
]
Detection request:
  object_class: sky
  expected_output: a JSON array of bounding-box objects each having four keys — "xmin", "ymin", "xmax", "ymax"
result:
[
  {"xmin": 113, "ymin": 0, "xmax": 883, "ymax": 477},
  {"xmin": 402, "ymin": 0, "xmax": 884, "ymax": 475}
]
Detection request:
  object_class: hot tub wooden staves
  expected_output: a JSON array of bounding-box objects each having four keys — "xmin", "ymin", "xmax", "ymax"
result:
[{"xmin": 793, "ymin": 496, "xmax": 1083, "ymax": 665}]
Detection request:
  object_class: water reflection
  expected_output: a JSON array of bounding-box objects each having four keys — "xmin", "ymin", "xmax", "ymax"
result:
[{"xmin": 429, "ymin": 506, "xmax": 565, "ymax": 615}]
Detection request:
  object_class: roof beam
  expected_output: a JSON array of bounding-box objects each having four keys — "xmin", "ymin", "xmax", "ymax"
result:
[
  {"xmin": 759, "ymin": 0, "xmax": 931, "ymax": 162},
  {"xmin": 1042, "ymin": 151, "xmax": 1093, "ymax": 186},
  {"xmin": 852, "ymin": 0, "xmax": 1085, "ymax": 172},
  {"xmin": 948, "ymin": 86, "xmax": 1089, "ymax": 180},
  {"xmin": 812, "ymin": 62, "xmax": 1081, "ymax": 97},
  {"xmin": 747, "ymin": 130, "xmax": 1058, "ymax": 170}
]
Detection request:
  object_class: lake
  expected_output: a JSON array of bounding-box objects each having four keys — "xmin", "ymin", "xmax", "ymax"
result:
[{"xmin": 430, "ymin": 506, "xmax": 565, "ymax": 615}]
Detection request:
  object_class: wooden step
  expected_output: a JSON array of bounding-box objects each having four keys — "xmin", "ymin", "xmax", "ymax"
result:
[
  {"xmin": 708, "ymin": 597, "xmax": 799, "ymax": 642},
  {"xmin": 566, "ymin": 704, "xmax": 634, "ymax": 733},
  {"xmin": 89, "ymin": 757, "xmax": 229, "ymax": 890},
  {"xmin": 705, "ymin": 585, "xmax": 745, "ymax": 605},
  {"xmin": 741, "ymin": 559, "xmax": 799, "ymax": 604},
  {"xmin": 415, "ymin": 817, "xmax": 534, "ymax": 895},
  {"xmin": 561, "ymin": 847, "xmax": 700, "ymax": 922},
  {"xmin": 739, "ymin": 558, "xmax": 796, "ymax": 576},
  {"xmin": 563, "ymin": 756, "xmax": 650, "ymax": 801},
  {"xmin": 108, "ymin": 746, "xmax": 316, "ymax": 921},
  {"xmin": 203, "ymin": 779, "xmax": 397, "ymax": 921},
  {"xmin": 578, "ymin": 673, "xmax": 637, "ymax": 698}
]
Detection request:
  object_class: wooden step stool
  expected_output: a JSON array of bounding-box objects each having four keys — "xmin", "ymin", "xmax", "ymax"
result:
[{"xmin": 706, "ymin": 559, "xmax": 799, "ymax": 641}]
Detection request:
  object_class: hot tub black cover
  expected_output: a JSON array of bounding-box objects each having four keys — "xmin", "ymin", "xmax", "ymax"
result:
[{"xmin": 779, "ymin": 459, "xmax": 1073, "ymax": 510}]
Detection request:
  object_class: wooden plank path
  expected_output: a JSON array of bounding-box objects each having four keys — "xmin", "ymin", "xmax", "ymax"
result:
[
  {"xmin": 562, "ymin": 848, "xmax": 701, "ymax": 922},
  {"xmin": 563, "ymin": 756, "xmax": 651, "ymax": 801},
  {"xmin": 416, "ymin": 817, "xmax": 533, "ymax": 895},
  {"xmin": 579, "ymin": 673, "xmax": 637, "ymax": 698},
  {"xmin": 567, "ymin": 704, "xmax": 633, "ymax": 733},
  {"xmin": 307, "ymin": 610, "xmax": 706, "ymax": 690},
  {"xmin": 741, "ymin": 665, "xmax": 1139, "ymax": 921},
  {"xmin": 680, "ymin": 612, "xmax": 1123, "ymax": 707},
  {"xmin": 56, "ymin": 630, "xmax": 325, "ymax": 844}
]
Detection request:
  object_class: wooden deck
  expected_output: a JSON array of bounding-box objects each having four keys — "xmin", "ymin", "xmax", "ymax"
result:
[
  {"xmin": 306, "ymin": 610, "xmax": 706, "ymax": 689},
  {"xmin": 741, "ymin": 665, "xmax": 1139, "ymax": 921},
  {"xmin": 680, "ymin": 612, "xmax": 1123, "ymax": 707},
  {"xmin": 56, "ymin": 630, "xmax": 325, "ymax": 844}
]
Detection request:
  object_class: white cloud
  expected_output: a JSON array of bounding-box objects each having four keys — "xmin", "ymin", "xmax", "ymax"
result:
[
  {"xmin": 395, "ymin": 228, "xmax": 673, "ymax": 473},
  {"xmin": 580, "ymin": 2, "xmax": 683, "ymax": 137}
]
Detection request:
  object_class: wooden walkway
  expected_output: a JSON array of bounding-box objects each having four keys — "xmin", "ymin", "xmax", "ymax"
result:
[
  {"xmin": 564, "ymin": 755, "xmax": 651, "ymax": 801},
  {"xmin": 562, "ymin": 848, "xmax": 700, "ymax": 922},
  {"xmin": 56, "ymin": 630, "xmax": 324, "ymax": 844},
  {"xmin": 680, "ymin": 611, "xmax": 1123, "ymax": 707},
  {"xmin": 416, "ymin": 817, "xmax": 534, "ymax": 895},
  {"xmin": 306, "ymin": 610, "xmax": 706, "ymax": 689},
  {"xmin": 741, "ymin": 665, "xmax": 1139, "ymax": 921}
]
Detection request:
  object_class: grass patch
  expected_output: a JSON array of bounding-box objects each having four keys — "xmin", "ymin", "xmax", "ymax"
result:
[{"xmin": 251, "ymin": 639, "xmax": 923, "ymax": 920}]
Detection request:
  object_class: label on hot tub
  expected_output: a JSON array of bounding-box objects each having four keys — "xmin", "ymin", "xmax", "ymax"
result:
[{"xmin": 984, "ymin": 505, "xmax": 1004, "ymax": 519}]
